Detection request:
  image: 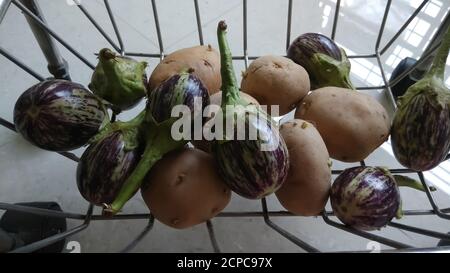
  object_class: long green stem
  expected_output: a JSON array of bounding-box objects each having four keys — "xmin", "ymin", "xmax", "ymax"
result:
[
  {"xmin": 393, "ymin": 175, "xmax": 436, "ymax": 192},
  {"xmin": 89, "ymin": 109, "xmax": 145, "ymax": 146},
  {"xmin": 104, "ymin": 136, "xmax": 163, "ymax": 216},
  {"xmin": 116, "ymin": 110, "xmax": 146, "ymax": 130},
  {"xmin": 103, "ymin": 117, "xmax": 187, "ymax": 216},
  {"xmin": 392, "ymin": 175, "xmax": 436, "ymax": 219},
  {"xmin": 217, "ymin": 21, "xmax": 241, "ymax": 107},
  {"xmin": 427, "ymin": 26, "xmax": 450, "ymax": 80}
]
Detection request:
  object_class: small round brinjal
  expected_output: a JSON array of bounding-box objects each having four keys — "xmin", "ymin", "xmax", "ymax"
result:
[
  {"xmin": 330, "ymin": 166, "xmax": 432, "ymax": 231},
  {"xmin": 147, "ymin": 69, "xmax": 210, "ymax": 124},
  {"xmin": 77, "ymin": 128, "xmax": 142, "ymax": 206},
  {"xmin": 103, "ymin": 71, "xmax": 210, "ymax": 216},
  {"xmin": 331, "ymin": 167, "xmax": 401, "ymax": 231},
  {"xmin": 14, "ymin": 79, "xmax": 107, "ymax": 152},
  {"xmin": 89, "ymin": 48, "xmax": 148, "ymax": 112},
  {"xmin": 287, "ymin": 33, "xmax": 354, "ymax": 89},
  {"xmin": 391, "ymin": 26, "xmax": 450, "ymax": 171},
  {"xmin": 213, "ymin": 21, "xmax": 289, "ymax": 199}
]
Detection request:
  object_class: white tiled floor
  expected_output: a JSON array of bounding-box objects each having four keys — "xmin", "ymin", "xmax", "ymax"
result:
[{"xmin": 1, "ymin": 0, "xmax": 450, "ymax": 253}]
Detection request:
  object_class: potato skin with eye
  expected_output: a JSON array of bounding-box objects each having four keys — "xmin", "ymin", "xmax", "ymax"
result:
[
  {"xmin": 276, "ymin": 120, "xmax": 331, "ymax": 216},
  {"xmin": 296, "ymin": 87, "xmax": 390, "ymax": 162},
  {"xmin": 148, "ymin": 45, "xmax": 221, "ymax": 95},
  {"xmin": 141, "ymin": 148, "xmax": 231, "ymax": 229},
  {"xmin": 241, "ymin": 55, "xmax": 310, "ymax": 116}
]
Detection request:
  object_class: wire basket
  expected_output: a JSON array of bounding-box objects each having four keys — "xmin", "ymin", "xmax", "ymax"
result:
[{"xmin": 1, "ymin": 0, "xmax": 450, "ymax": 253}]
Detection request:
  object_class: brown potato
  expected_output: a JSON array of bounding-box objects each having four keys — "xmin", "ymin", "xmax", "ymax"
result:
[
  {"xmin": 141, "ymin": 148, "xmax": 231, "ymax": 229},
  {"xmin": 192, "ymin": 91, "xmax": 260, "ymax": 153},
  {"xmin": 241, "ymin": 55, "xmax": 310, "ymax": 116},
  {"xmin": 276, "ymin": 120, "xmax": 331, "ymax": 216},
  {"xmin": 148, "ymin": 45, "xmax": 221, "ymax": 94},
  {"xmin": 296, "ymin": 87, "xmax": 390, "ymax": 162}
]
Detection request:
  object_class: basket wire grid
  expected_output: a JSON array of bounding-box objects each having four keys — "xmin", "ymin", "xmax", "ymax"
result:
[{"xmin": 0, "ymin": 0, "xmax": 450, "ymax": 253}]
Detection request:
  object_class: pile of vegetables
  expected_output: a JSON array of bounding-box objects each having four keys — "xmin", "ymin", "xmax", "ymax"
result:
[
  {"xmin": 286, "ymin": 34, "xmax": 391, "ymax": 163},
  {"xmin": 12, "ymin": 19, "xmax": 449, "ymax": 233}
]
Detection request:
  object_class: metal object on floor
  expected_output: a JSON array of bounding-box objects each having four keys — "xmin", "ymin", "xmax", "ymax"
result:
[
  {"xmin": 17, "ymin": 0, "xmax": 70, "ymax": 80},
  {"xmin": 0, "ymin": 0, "xmax": 11, "ymax": 24},
  {"xmin": 0, "ymin": 0, "xmax": 450, "ymax": 253}
]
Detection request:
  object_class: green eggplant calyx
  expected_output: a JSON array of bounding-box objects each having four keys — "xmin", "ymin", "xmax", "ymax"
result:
[
  {"xmin": 397, "ymin": 76, "xmax": 450, "ymax": 111},
  {"xmin": 104, "ymin": 116, "xmax": 188, "ymax": 216},
  {"xmin": 396, "ymin": 26, "xmax": 450, "ymax": 111},
  {"xmin": 393, "ymin": 175, "xmax": 436, "ymax": 192},
  {"xmin": 217, "ymin": 21, "xmax": 242, "ymax": 108},
  {"xmin": 141, "ymin": 115, "xmax": 188, "ymax": 152},
  {"xmin": 89, "ymin": 110, "xmax": 145, "ymax": 151},
  {"xmin": 310, "ymin": 48, "xmax": 355, "ymax": 90},
  {"xmin": 90, "ymin": 48, "xmax": 148, "ymax": 111}
]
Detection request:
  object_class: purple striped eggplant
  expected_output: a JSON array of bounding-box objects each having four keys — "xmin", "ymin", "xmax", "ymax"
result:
[
  {"xmin": 103, "ymin": 71, "xmax": 210, "ymax": 216},
  {"xmin": 287, "ymin": 33, "xmax": 354, "ymax": 89},
  {"xmin": 330, "ymin": 166, "xmax": 432, "ymax": 231},
  {"xmin": 391, "ymin": 26, "xmax": 450, "ymax": 171},
  {"xmin": 147, "ymin": 69, "xmax": 210, "ymax": 124},
  {"xmin": 14, "ymin": 80, "xmax": 107, "ymax": 152},
  {"xmin": 89, "ymin": 48, "xmax": 148, "ymax": 112},
  {"xmin": 213, "ymin": 21, "xmax": 289, "ymax": 199},
  {"xmin": 76, "ymin": 128, "xmax": 142, "ymax": 206}
]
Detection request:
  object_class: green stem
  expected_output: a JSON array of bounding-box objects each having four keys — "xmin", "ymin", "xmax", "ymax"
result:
[
  {"xmin": 104, "ymin": 136, "xmax": 163, "ymax": 216},
  {"xmin": 217, "ymin": 21, "xmax": 241, "ymax": 107},
  {"xmin": 123, "ymin": 110, "xmax": 146, "ymax": 127},
  {"xmin": 393, "ymin": 175, "xmax": 436, "ymax": 220},
  {"xmin": 99, "ymin": 48, "xmax": 120, "ymax": 82},
  {"xmin": 90, "ymin": 109, "xmax": 145, "ymax": 145},
  {"xmin": 103, "ymin": 117, "xmax": 188, "ymax": 216},
  {"xmin": 393, "ymin": 175, "xmax": 436, "ymax": 192},
  {"xmin": 427, "ymin": 26, "xmax": 450, "ymax": 80}
]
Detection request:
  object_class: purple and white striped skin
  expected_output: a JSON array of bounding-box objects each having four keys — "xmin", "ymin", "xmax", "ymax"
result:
[
  {"xmin": 287, "ymin": 33, "xmax": 354, "ymax": 89},
  {"xmin": 330, "ymin": 166, "xmax": 401, "ymax": 231},
  {"xmin": 287, "ymin": 33, "xmax": 342, "ymax": 64},
  {"xmin": 391, "ymin": 24, "xmax": 450, "ymax": 171},
  {"xmin": 391, "ymin": 91, "xmax": 450, "ymax": 171},
  {"xmin": 14, "ymin": 80, "xmax": 106, "ymax": 152},
  {"xmin": 213, "ymin": 116, "xmax": 289, "ymax": 199},
  {"xmin": 147, "ymin": 72, "xmax": 210, "ymax": 124},
  {"xmin": 77, "ymin": 131, "xmax": 142, "ymax": 206},
  {"xmin": 215, "ymin": 21, "xmax": 289, "ymax": 199},
  {"xmin": 103, "ymin": 72, "xmax": 210, "ymax": 215}
]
